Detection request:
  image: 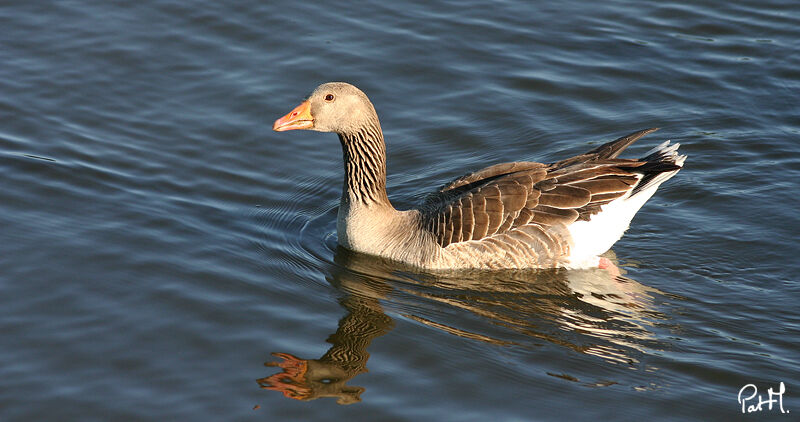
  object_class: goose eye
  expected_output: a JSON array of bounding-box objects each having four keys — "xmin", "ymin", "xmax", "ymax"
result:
[{"xmin": 324, "ymin": 94, "xmax": 335, "ymax": 102}]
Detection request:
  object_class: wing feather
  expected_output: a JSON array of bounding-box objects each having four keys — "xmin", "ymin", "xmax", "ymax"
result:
[
  {"xmin": 419, "ymin": 128, "xmax": 674, "ymax": 251},
  {"xmin": 538, "ymin": 184, "xmax": 591, "ymax": 209}
]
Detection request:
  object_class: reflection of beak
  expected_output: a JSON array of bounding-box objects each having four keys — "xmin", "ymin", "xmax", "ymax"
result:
[
  {"xmin": 273, "ymin": 100, "xmax": 314, "ymax": 131},
  {"xmin": 259, "ymin": 352, "xmax": 312, "ymax": 400}
]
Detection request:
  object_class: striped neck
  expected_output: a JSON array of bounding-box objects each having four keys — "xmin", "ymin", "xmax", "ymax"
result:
[{"xmin": 338, "ymin": 121, "xmax": 391, "ymax": 208}]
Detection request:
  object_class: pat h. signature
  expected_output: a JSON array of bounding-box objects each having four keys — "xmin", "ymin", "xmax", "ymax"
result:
[{"xmin": 738, "ymin": 382, "xmax": 789, "ymax": 414}]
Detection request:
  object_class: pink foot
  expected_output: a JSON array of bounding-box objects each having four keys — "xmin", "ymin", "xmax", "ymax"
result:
[{"xmin": 598, "ymin": 257, "xmax": 622, "ymax": 278}]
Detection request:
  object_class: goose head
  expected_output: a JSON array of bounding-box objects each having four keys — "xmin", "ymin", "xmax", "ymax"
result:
[{"xmin": 273, "ymin": 82, "xmax": 380, "ymax": 135}]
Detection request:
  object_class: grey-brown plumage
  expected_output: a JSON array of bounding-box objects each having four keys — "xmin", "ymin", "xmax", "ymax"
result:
[{"xmin": 273, "ymin": 82, "xmax": 686, "ymax": 270}]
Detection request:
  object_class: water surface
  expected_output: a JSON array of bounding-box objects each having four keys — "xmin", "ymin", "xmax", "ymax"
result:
[{"xmin": 1, "ymin": 0, "xmax": 799, "ymax": 420}]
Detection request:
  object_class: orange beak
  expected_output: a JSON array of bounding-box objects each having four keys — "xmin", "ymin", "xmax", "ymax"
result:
[{"xmin": 273, "ymin": 100, "xmax": 314, "ymax": 131}]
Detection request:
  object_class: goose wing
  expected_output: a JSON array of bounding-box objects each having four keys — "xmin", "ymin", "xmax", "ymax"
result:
[{"xmin": 419, "ymin": 129, "xmax": 663, "ymax": 248}]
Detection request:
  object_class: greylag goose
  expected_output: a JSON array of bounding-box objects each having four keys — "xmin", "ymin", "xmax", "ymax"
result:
[{"xmin": 273, "ymin": 82, "xmax": 685, "ymax": 270}]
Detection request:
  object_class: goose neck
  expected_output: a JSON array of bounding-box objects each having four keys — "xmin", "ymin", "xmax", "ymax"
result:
[{"xmin": 338, "ymin": 125, "xmax": 392, "ymax": 208}]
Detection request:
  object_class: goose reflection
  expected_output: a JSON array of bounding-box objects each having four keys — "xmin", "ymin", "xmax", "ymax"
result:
[
  {"xmin": 258, "ymin": 251, "xmax": 394, "ymax": 405},
  {"xmin": 260, "ymin": 247, "xmax": 669, "ymax": 403}
]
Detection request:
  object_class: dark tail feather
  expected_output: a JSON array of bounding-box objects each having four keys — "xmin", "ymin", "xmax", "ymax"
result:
[{"xmin": 626, "ymin": 141, "xmax": 686, "ymax": 195}]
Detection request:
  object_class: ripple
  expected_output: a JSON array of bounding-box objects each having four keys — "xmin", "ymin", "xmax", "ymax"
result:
[{"xmin": 2, "ymin": 0, "xmax": 800, "ymax": 419}]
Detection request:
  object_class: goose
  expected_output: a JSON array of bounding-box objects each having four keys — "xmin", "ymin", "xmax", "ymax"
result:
[{"xmin": 273, "ymin": 82, "xmax": 685, "ymax": 270}]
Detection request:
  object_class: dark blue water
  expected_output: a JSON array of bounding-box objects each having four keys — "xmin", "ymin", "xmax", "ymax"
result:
[{"xmin": 1, "ymin": 0, "xmax": 798, "ymax": 420}]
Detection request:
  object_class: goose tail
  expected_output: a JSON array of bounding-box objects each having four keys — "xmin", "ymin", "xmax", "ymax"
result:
[{"xmin": 566, "ymin": 141, "xmax": 686, "ymax": 268}]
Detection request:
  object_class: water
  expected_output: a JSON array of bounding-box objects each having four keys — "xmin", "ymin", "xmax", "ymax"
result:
[{"xmin": 1, "ymin": 0, "xmax": 798, "ymax": 420}]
